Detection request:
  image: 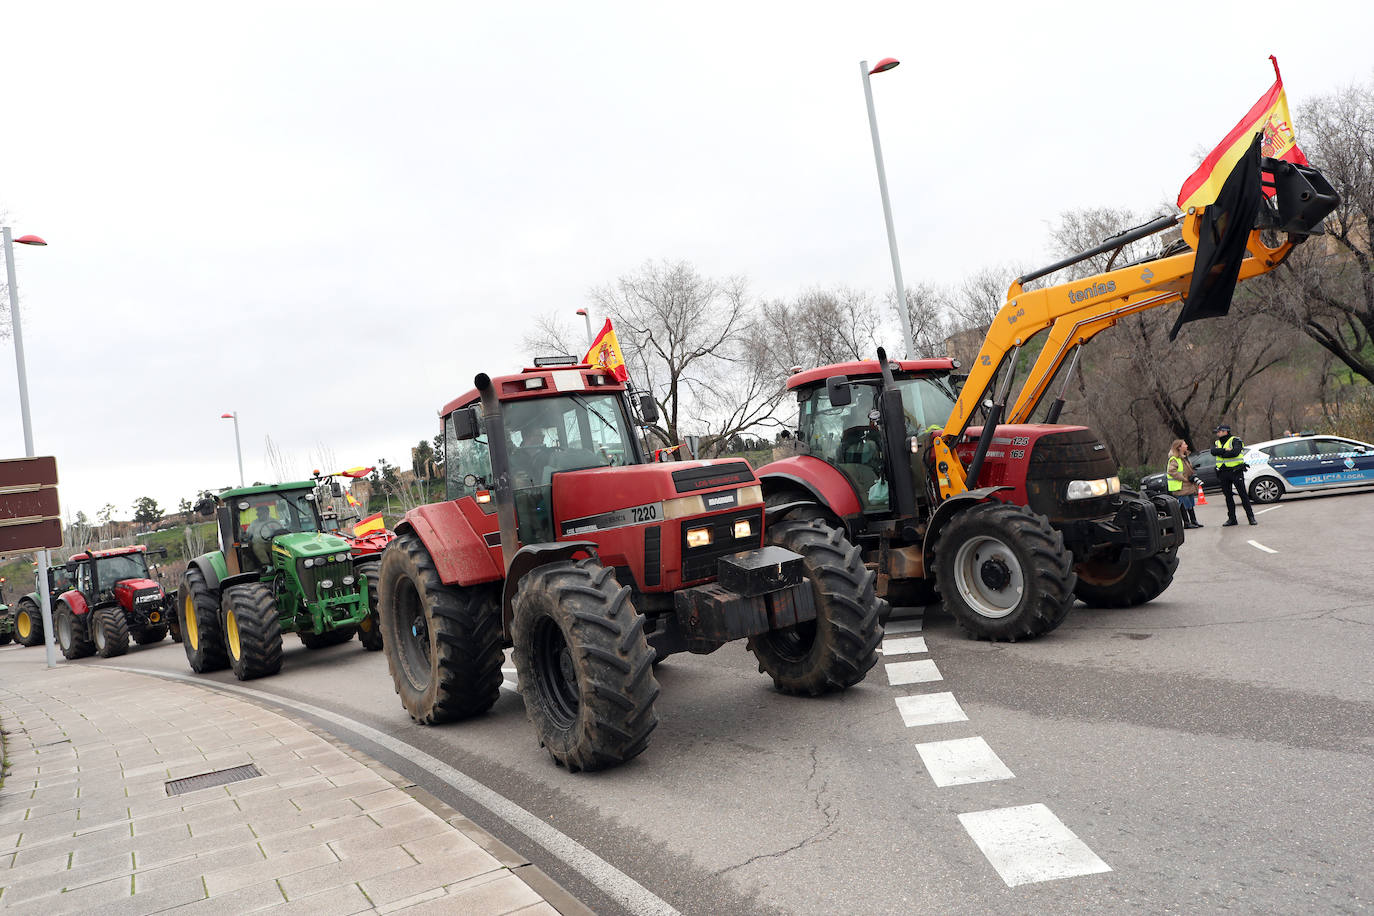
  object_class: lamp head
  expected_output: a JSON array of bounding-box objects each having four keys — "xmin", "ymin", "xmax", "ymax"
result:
[
  {"xmin": 869, "ymin": 58, "xmax": 900, "ymax": 75},
  {"xmin": 14, "ymin": 235, "xmax": 47, "ymax": 246}
]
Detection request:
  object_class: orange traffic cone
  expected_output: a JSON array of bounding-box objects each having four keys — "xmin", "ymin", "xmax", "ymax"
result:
[{"xmin": 1196, "ymin": 487, "xmax": 1208, "ymax": 506}]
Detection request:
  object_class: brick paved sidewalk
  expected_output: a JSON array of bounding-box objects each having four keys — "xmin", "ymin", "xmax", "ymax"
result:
[{"xmin": 0, "ymin": 653, "xmax": 583, "ymax": 914}]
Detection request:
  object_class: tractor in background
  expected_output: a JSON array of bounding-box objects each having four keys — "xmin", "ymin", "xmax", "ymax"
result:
[
  {"xmin": 377, "ymin": 356, "xmax": 885, "ymax": 772},
  {"xmin": 8, "ymin": 564, "xmax": 74, "ymax": 648},
  {"xmin": 50, "ymin": 546, "xmax": 175, "ymax": 659},
  {"xmin": 311, "ymin": 466, "xmax": 396, "ymax": 648},
  {"xmin": 178, "ymin": 481, "xmax": 378, "ymax": 681},
  {"xmin": 0, "ymin": 578, "xmax": 13, "ymax": 645}
]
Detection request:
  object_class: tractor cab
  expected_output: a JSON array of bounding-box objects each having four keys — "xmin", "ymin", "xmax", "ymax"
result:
[
  {"xmin": 788, "ymin": 359, "xmax": 961, "ymax": 515},
  {"xmin": 209, "ymin": 483, "xmax": 336, "ymax": 576}
]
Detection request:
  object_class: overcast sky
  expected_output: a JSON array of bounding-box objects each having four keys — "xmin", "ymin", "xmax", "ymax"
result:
[{"xmin": 3, "ymin": 1, "xmax": 1372, "ymax": 520}]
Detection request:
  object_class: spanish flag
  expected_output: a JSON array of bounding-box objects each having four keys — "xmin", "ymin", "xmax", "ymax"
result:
[
  {"xmin": 353, "ymin": 512, "xmax": 385, "ymax": 537},
  {"xmin": 333, "ymin": 466, "xmax": 374, "ymax": 479},
  {"xmin": 1177, "ymin": 56, "xmax": 1308, "ymax": 211},
  {"xmin": 583, "ymin": 318, "xmax": 630, "ymax": 382}
]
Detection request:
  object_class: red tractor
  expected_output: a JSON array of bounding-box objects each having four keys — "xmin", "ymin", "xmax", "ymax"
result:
[
  {"xmin": 311, "ymin": 468, "xmax": 397, "ymax": 646},
  {"xmin": 377, "ymin": 357, "xmax": 886, "ymax": 772},
  {"xmin": 52, "ymin": 545, "xmax": 176, "ymax": 659}
]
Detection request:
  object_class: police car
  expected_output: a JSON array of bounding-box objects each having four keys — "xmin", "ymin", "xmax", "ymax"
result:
[{"xmin": 1244, "ymin": 434, "xmax": 1374, "ymax": 503}]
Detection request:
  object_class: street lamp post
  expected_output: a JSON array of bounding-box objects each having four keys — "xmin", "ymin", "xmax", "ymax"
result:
[
  {"xmin": 860, "ymin": 57, "xmax": 917, "ymax": 359},
  {"xmin": 575, "ymin": 308, "xmax": 594, "ymax": 347},
  {"xmin": 3, "ymin": 226, "xmax": 58, "ymax": 668},
  {"xmin": 221, "ymin": 412, "xmax": 244, "ymax": 486}
]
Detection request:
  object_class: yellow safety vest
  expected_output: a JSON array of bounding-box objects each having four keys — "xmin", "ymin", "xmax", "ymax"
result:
[
  {"xmin": 1167, "ymin": 455, "xmax": 1186, "ymax": 492},
  {"xmin": 1214, "ymin": 436, "xmax": 1245, "ymax": 469}
]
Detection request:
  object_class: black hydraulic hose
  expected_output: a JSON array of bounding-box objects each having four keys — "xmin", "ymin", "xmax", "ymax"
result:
[
  {"xmin": 1016, "ymin": 214, "xmax": 1179, "ymax": 286},
  {"xmin": 963, "ymin": 402, "xmax": 1003, "ymax": 489}
]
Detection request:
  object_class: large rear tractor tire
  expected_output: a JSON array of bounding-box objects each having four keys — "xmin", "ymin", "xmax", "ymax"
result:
[
  {"xmin": 91, "ymin": 605, "xmax": 130, "ymax": 658},
  {"xmin": 379, "ymin": 532, "xmax": 504, "ymax": 725},
  {"xmin": 178, "ymin": 567, "xmax": 228, "ymax": 673},
  {"xmin": 168, "ymin": 599, "xmax": 182, "ymax": 643},
  {"xmin": 0, "ymin": 630, "xmax": 11, "ymax": 646},
  {"xmin": 133, "ymin": 624, "xmax": 169, "ymax": 645},
  {"xmin": 747, "ymin": 519, "xmax": 885, "ymax": 695},
  {"xmin": 511, "ymin": 559, "xmax": 659, "ymax": 772},
  {"xmin": 222, "ymin": 583, "xmax": 283, "ymax": 681},
  {"xmin": 356, "ymin": 558, "xmax": 383, "ymax": 652},
  {"xmin": 935, "ymin": 502, "xmax": 1076, "ymax": 641},
  {"xmin": 1073, "ymin": 549, "xmax": 1179, "ymax": 608},
  {"xmin": 56, "ymin": 601, "xmax": 95, "ymax": 660},
  {"xmin": 15, "ymin": 599, "xmax": 45, "ymax": 647}
]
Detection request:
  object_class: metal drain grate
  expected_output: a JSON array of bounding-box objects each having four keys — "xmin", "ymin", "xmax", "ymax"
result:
[{"xmin": 165, "ymin": 763, "xmax": 262, "ymax": 796}]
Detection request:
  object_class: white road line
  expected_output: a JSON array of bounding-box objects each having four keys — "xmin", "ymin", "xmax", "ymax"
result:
[
  {"xmin": 894, "ymin": 692, "xmax": 967, "ymax": 727},
  {"xmin": 502, "ymin": 679, "xmax": 519, "ymax": 693},
  {"xmin": 1255, "ymin": 505, "xmax": 1281, "ymax": 515},
  {"xmin": 1247, "ymin": 539, "xmax": 1278, "ymax": 554},
  {"xmin": 885, "ymin": 659, "xmax": 942, "ymax": 687},
  {"xmin": 958, "ymin": 804, "xmax": 1111, "ymax": 886},
  {"xmin": 884, "ymin": 619, "xmax": 923, "ymax": 635},
  {"xmin": 915, "ymin": 737, "xmax": 1013, "ymax": 787},
  {"xmin": 880, "ymin": 636, "xmax": 928, "ymax": 656},
  {"xmin": 109, "ymin": 666, "xmax": 680, "ymax": 916}
]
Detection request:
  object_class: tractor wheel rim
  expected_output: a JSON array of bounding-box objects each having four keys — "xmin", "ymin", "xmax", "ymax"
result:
[
  {"xmin": 58, "ymin": 612, "xmax": 71, "ymax": 649},
  {"xmin": 94, "ymin": 618, "xmax": 106, "ymax": 650},
  {"xmin": 954, "ymin": 535, "xmax": 1024, "ymax": 619},
  {"xmin": 532, "ymin": 616, "xmax": 579, "ymax": 729},
  {"xmin": 396, "ymin": 581, "xmax": 430, "ymax": 691},
  {"xmin": 183, "ymin": 593, "xmax": 199, "ymax": 650},
  {"xmin": 17, "ymin": 612, "xmax": 30, "ymax": 639},
  {"xmin": 226, "ymin": 609, "xmax": 241, "ymax": 660}
]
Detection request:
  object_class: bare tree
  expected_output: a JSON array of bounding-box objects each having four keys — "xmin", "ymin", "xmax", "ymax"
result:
[
  {"xmin": 522, "ymin": 313, "xmax": 582, "ymax": 358},
  {"xmin": 755, "ymin": 286, "xmax": 880, "ymax": 377},
  {"xmin": 264, "ymin": 435, "xmax": 295, "ymax": 483}
]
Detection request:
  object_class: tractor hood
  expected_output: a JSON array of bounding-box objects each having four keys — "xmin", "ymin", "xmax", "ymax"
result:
[
  {"xmin": 551, "ymin": 459, "xmax": 760, "ymax": 536},
  {"xmin": 113, "ymin": 578, "xmax": 164, "ymax": 611},
  {"xmin": 268, "ymin": 531, "xmax": 352, "ymax": 560}
]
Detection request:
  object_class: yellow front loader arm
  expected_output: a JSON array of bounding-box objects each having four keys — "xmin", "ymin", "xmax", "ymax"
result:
[{"xmin": 933, "ymin": 154, "xmax": 1338, "ymax": 502}]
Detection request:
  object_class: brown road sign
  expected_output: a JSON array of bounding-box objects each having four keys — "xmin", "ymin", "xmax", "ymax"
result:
[{"xmin": 0, "ymin": 456, "xmax": 63, "ymax": 554}]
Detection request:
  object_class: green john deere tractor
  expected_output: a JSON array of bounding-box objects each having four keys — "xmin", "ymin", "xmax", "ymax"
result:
[{"xmin": 177, "ymin": 482, "xmax": 379, "ymax": 680}]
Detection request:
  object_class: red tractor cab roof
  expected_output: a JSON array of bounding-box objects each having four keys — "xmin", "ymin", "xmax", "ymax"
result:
[
  {"xmin": 69, "ymin": 545, "xmax": 148, "ymax": 562},
  {"xmin": 439, "ymin": 363, "xmax": 628, "ymax": 417},
  {"xmin": 786, "ymin": 358, "xmax": 958, "ymax": 391}
]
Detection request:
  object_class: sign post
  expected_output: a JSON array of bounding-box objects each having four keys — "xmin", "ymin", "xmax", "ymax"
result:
[{"xmin": 0, "ymin": 456, "xmax": 63, "ymax": 667}]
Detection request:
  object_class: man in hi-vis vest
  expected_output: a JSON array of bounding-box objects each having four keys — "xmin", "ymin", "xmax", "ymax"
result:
[{"xmin": 1210, "ymin": 422, "xmax": 1256, "ymax": 527}]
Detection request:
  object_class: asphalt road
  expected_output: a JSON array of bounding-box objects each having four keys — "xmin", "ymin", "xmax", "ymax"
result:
[{"xmin": 35, "ymin": 486, "xmax": 1374, "ymax": 915}]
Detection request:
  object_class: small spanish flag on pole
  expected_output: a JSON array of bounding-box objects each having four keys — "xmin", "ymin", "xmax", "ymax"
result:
[
  {"xmin": 1177, "ymin": 56, "xmax": 1308, "ymax": 211},
  {"xmin": 353, "ymin": 512, "xmax": 385, "ymax": 537},
  {"xmin": 583, "ymin": 318, "xmax": 630, "ymax": 382}
]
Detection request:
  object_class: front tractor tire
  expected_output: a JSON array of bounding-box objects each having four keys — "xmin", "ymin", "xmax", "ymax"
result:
[
  {"xmin": 56, "ymin": 601, "xmax": 95, "ymax": 660},
  {"xmin": 356, "ymin": 558, "xmax": 384, "ymax": 651},
  {"xmin": 133, "ymin": 623, "xmax": 169, "ymax": 645},
  {"xmin": 935, "ymin": 501, "xmax": 1076, "ymax": 641},
  {"xmin": 748, "ymin": 519, "xmax": 885, "ymax": 695},
  {"xmin": 15, "ymin": 599, "xmax": 45, "ymax": 647},
  {"xmin": 511, "ymin": 559, "xmax": 660, "ymax": 772},
  {"xmin": 91, "ymin": 605, "xmax": 130, "ymax": 658},
  {"xmin": 1073, "ymin": 549, "xmax": 1180, "ymax": 609},
  {"xmin": 299, "ymin": 626, "xmax": 357, "ymax": 649},
  {"xmin": 178, "ymin": 568, "xmax": 228, "ymax": 673},
  {"xmin": 222, "ymin": 583, "xmax": 284, "ymax": 681},
  {"xmin": 379, "ymin": 532, "xmax": 504, "ymax": 725}
]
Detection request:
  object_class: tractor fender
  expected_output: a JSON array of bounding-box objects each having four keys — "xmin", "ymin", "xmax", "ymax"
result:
[
  {"xmin": 189, "ymin": 556, "xmax": 224, "ymax": 592},
  {"xmin": 757, "ymin": 457, "xmax": 863, "ymax": 526},
  {"xmin": 219, "ymin": 572, "xmax": 262, "ymax": 590},
  {"xmin": 763, "ymin": 499, "xmax": 847, "ymax": 535},
  {"xmin": 58, "ymin": 590, "xmax": 88, "ymax": 617},
  {"xmin": 396, "ymin": 502, "xmax": 503, "ymax": 587},
  {"xmin": 921, "ymin": 486, "xmax": 1014, "ymax": 566},
  {"xmin": 499, "ymin": 541, "xmax": 600, "ymax": 641}
]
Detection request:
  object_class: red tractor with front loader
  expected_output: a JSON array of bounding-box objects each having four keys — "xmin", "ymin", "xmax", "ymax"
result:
[
  {"xmin": 377, "ymin": 356, "xmax": 886, "ymax": 772},
  {"xmin": 759, "ymin": 150, "xmax": 1338, "ymax": 641},
  {"xmin": 51, "ymin": 545, "xmax": 176, "ymax": 659}
]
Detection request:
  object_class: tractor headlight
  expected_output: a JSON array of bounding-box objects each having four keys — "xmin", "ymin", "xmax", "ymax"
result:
[
  {"xmin": 686, "ymin": 527, "xmax": 713, "ymax": 548},
  {"xmin": 319, "ymin": 579, "xmax": 334, "ymax": 589},
  {"xmin": 335, "ymin": 553, "xmax": 349, "ymax": 563},
  {"xmin": 733, "ymin": 519, "xmax": 752, "ymax": 539},
  {"xmin": 342, "ymin": 575, "xmax": 356, "ymax": 586},
  {"xmin": 1066, "ymin": 476, "xmax": 1121, "ymax": 500},
  {"xmin": 303, "ymin": 558, "xmax": 316, "ymax": 568}
]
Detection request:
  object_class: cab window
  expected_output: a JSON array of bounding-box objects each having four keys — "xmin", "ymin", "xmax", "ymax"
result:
[{"xmin": 445, "ymin": 407, "xmax": 493, "ymax": 502}]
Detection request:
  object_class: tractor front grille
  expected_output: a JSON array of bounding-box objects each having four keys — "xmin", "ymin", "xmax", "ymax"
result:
[
  {"xmin": 680, "ymin": 508, "xmax": 764, "ymax": 583},
  {"xmin": 296, "ymin": 558, "xmax": 355, "ymax": 603}
]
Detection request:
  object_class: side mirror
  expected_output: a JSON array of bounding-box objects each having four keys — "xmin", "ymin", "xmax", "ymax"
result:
[
  {"xmin": 638, "ymin": 394, "xmax": 659, "ymax": 425},
  {"xmin": 330, "ymin": 482, "xmax": 343, "ymax": 498},
  {"xmin": 451, "ymin": 406, "xmax": 481, "ymax": 440},
  {"xmin": 825, "ymin": 376, "xmax": 852, "ymax": 407}
]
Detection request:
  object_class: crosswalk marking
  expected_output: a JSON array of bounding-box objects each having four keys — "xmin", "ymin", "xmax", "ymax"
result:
[
  {"xmin": 915, "ymin": 736, "xmax": 1012, "ymax": 786},
  {"xmin": 884, "ymin": 619, "xmax": 923, "ymax": 634},
  {"xmin": 958, "ymin": 804, "xmax": 1111, "ymax": 886},
  {"xmin": 895, "ymin": 692, "xmax": 967, "ymax": 727},
  {"xmin": 880, "ymin": 636, "xmax": 928, "ymax": 656},
  {"xmin": 885, "ymin": 659, "xmax": 941, "ymax": 686}
]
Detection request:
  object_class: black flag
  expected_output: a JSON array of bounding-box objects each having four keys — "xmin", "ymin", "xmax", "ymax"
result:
[{"xmin": 1169, "ymin": 133, "xmax": 1264, "ymax": 341}]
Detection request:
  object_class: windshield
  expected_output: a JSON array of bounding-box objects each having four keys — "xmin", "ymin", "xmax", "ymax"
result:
[
  {"xmin": 95, "ymin": 553, "xmax": 150, "ymax": 586},
  {"xmin": 895, "ymin": 377, "xmax": 958, "ymax": 434},
  {"xmin": 234, "ymin": 489, "xmax": 321, "ymax": 539},
  {"xmin": 504, "ymin": 393, "xmax": 640, "ymax": 541}
]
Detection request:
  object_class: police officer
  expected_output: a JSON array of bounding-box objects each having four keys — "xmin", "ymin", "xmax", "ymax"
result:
[{"xmin": 1210, "ymin": 422, "xmax": 1256, "ymax": 527}]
